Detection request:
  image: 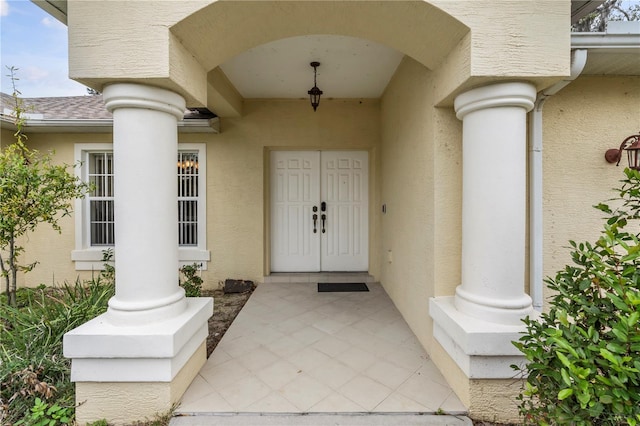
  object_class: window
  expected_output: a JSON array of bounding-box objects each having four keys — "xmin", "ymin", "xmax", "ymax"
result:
[
  {"xmin": 72, "ymin": 143, "xmax": 209, "ymax": 270},
  {"xmin": 88, "ymin": 152, "xmax": 115, "ymax": 246},
  {"xmin": 178, "ymin": 151, "xmax": 199, "ymax": 246}
]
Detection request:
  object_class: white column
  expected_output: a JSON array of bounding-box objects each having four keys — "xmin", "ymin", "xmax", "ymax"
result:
[
  {"xmin": 453, "ymin": 82, "xmax": 536, "ymax": 325},
  {"xmin": 103, "ymin": 83, "xmax": 186, "ymax": 324},
  {"xmin": 429, "ymin": 81, "xmax": 538, "ymax": 382},
  {"xmin": 64, "ymin": 83, "xmax": 213, "ymax": 424}
]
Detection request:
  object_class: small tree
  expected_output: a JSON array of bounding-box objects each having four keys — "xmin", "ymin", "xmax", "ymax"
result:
[
  {"xmin": 513, "ymin": 168, "xmax": 640, "ymax": 425},
  {"xmin": 573, "ymin": 0, "xmax": 640, "ymax": 32},
  {"xmin": 0, "ymin": 67, "xmax": 92, "ymax": 306}
]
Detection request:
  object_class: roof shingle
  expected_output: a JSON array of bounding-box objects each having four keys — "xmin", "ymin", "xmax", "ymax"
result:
[{"xmin": 0, "ymin": 93, "xmax": 112, "ymax": 120}]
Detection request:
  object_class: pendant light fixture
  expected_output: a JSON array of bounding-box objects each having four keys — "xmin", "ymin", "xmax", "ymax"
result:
[{"xmin": 308, "ymin": 61, "xmax": 323, "ymax": 112}]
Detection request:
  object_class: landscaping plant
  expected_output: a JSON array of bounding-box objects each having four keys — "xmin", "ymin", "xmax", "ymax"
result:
[
  {"xmin": 513, "ymin": 168, "xmax": 640, "ymax": 425},
  {"xmin": 15, "ymin": 397, "xmax": 72, "ymax": 426},
  {"xmin": 179, "ymin": 263, "xmax": 203, "ymax": 297},
  {"xmin": 0, "ymin": 277, "xmax": 114, "ymax": 424},
  {"xmin": 0, "ymin": 67, "xmax": 91, "ymax": 306}
]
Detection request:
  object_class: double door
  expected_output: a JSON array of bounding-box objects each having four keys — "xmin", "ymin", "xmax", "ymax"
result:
[{"xmin": 270, "ymin": 151, "xmax": 368, "ymax": 272}]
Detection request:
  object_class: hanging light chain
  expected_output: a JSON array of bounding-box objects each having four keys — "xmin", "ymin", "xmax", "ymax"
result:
[{"xmin": 308, "ymin": 61, "xmax": 323, "ymax": 112}]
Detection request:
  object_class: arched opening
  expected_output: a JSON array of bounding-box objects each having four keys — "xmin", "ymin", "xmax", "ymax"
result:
[{"xmin": 170, "ymin": 1, "xmax": 469, "ymax": 115}]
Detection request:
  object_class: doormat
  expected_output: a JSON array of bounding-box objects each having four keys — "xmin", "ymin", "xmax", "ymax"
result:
[{"xmin": 318, "ymin": 282, "xmax": 369, "ymax": 292}]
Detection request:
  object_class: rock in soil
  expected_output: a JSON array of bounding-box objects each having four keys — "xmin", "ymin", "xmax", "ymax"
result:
[{"xmin": 224, "ymin": 279, "xmax": 254, "ymax": 294}]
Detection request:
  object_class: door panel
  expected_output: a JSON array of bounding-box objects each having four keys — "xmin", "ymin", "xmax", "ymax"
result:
[
  {"xmin": 270, "ymin": 150, "xmax": 368, "ymax": 272},
  {"xmin": 321, "ymin": 151, "xmax": 368, "ymax": 271},
  {"xmin": 271, "ymin": 151, "xmax": 320, "ymax": 271}
]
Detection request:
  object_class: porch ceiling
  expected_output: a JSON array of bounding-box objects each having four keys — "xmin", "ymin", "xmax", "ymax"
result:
[{"xmin": 218, "ymin": 35, "xmax": 404, "ymax": 99}]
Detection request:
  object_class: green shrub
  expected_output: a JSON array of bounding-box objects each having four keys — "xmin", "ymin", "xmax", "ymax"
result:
[
  {"xmin": 513, "ymin": 169, "xmax": 640, "ymax": 425},
  {"xmin": 0, "ymin": 278, "xmax": 114, "ymax": 424},
  {"xmin": 179, "ymin": 263, "xmax": 203, "ymax": 297}
]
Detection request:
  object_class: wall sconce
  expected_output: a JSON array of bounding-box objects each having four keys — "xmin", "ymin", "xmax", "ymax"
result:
[
  {"xmin": 605, "ymin": 132, "xmax": 640, "ymax": 171},
  {"xmin": 307, "ymin": 61, "xmax": 323, "ymax": 112}
]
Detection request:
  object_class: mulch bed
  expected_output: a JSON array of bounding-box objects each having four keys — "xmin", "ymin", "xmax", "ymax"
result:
[{"xmin": 202, "ymin": 287, "xmax": 254, "ymax": 357}]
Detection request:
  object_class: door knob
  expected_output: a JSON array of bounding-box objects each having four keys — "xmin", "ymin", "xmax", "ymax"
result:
[
  {"xmin": 312, "ymin": 213, "xmax": 318, "ymax": 233},
  {"xmin": 321, "ymin": 213, "xmax": 326, "ymax": 233}
]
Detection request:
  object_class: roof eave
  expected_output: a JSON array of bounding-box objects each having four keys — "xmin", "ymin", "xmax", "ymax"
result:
[
  {"xmin": 31, "ymin": 0, "xmax": 67, "ymax": 25},
  {"xmin": 0, "ymin": 116, "xmax": 220, "ymax": 134},
  {"xmin": 571, "ymin": 32, "xmax": 640, "ymax": 49}
]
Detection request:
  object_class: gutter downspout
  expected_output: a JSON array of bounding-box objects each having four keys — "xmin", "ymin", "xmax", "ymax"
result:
[{"xmin": 529, "ymin": 49, "xmax": 587, "ymax": 311}]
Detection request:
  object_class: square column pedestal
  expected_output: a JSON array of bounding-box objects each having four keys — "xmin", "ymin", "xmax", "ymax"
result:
[
  {"xmin": 429, "ymin": 297, "xmax": 536, "ymax": 423},
  {"xmin": 64, "ymin": 298, "xmax": 213, "ymax": 424},
  {"xmin": 430, "ymin": 82, "xmax": 538, "ymax": 423}
]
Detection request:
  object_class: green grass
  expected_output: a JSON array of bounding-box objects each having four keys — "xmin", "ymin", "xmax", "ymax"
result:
[{"xmin": 1, "ymin": 278, "xmax": 114, "ymax": 425}]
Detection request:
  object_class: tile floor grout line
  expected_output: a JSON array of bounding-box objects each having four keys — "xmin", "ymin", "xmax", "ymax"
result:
[{"xmin": 178, "ymin": 281, "xmax": 468, "ymax": 417}]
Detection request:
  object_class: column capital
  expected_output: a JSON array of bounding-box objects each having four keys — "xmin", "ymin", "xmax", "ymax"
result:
[
  {"xmin": 454, "ymin": 82, "xmax": 536, "ymax": 120},
  {"xmin": 103, "ymin": 83, "xmax": 186, "ymax": 120}
]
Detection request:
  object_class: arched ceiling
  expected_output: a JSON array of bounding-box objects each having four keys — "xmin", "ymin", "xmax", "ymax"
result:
[{"xmin": 219, "ymin": 35, "xmax": 404, "ymax": 99}]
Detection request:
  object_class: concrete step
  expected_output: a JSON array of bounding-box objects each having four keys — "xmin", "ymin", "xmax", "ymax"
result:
[
  {"xmin": 170, "ymin": 413, "xmax": 473, "ymax": 426},
  {"xmin": 264, "ymin": 272, "xmax": 376, "ymax": 284}
]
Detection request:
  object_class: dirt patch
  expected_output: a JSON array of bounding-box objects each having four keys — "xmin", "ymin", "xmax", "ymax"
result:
[{"xmin": 202, "ymin": 287, "xmax": 254, "ymax": 357}]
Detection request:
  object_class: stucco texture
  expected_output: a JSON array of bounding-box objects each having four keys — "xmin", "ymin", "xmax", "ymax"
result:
[
  {"xmin": 13, "ymin": 100, "xmax": 382, "ymax": 290},
  {"xmin": 67, "ymin": 1, "xmax": 568, "ymax": 111},
  {"xmin": 542, "ymin": 76, "xmax": 640, "ymax": 302},
  {"xmin": 8, "ymin": 133, "xmax": 110, "ymax": 287},
  {"xmin": 75, "ymin": 342, "xmax": 206, "ymax": 425},
  {"xmin": 381, "ymin": 57, "xmax": 438, "ymax": 350},
  {"xmin": 202, "ymin": 99, "xmax": 382, "ymax": 286}
]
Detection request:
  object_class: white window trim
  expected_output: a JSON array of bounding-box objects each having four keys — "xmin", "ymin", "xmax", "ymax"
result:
[{"xmin": 71, "ymin": 143, "xmax": 210, "ymax": 270}]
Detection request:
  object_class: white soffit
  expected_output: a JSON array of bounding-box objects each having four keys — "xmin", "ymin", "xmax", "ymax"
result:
[{"xmin": 219, "ymin": 35, "xmax": 404, "ymax": 99}]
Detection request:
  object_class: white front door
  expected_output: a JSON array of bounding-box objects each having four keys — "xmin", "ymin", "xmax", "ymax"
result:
[{"xmin": 270, "ymin": 151, "xmax": 368, "ymax": 272}]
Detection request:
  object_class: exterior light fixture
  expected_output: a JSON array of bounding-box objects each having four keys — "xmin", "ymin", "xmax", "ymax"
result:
[
  {"xmin": 308, "ymin": 61, "xmax": 323, "ymax": 112},
  {"xmin": 605, "ymin": 132, "xmax": 640, "ymax": 171}
]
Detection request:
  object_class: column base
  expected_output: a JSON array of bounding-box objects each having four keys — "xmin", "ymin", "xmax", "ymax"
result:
[
  {"xmin": 454, "ymin": 286, "xmax": 534, "ymax": 326},
  {"xmin": 64, "ymin": 297, "xmax": 213, "ymax": 424},
  {"xmin": 429, "ymin": 296, "xmax": 537, "ymax": 423},
  {"xmin": 430, "ymin": 340, "xmax": 525, "ymax": 424},
  {"xmin": 429, "ymin": 296, "xmax": 530, "ymax": 378},
  {"xmin": 75, "ymin": 342, "xmax": 206, "ymax": 425}
]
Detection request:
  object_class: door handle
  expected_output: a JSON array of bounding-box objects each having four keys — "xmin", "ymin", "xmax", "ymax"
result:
[
  {"xmin": 312, "ymin": 213, "xmax": 318, "ymax": 233},
  {"xmin": 321, "ymin": 214, "xmax": 326, "ymax": 233}
]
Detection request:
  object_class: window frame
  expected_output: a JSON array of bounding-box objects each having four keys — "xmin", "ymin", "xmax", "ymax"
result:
[{"xmin": 71, "ymin": 143, "xmax": 210, "ymax": 270}]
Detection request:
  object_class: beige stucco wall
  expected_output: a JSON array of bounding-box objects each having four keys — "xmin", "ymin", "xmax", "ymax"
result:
[
  {"xmin": 13, "ymin": 100, "xmax": 381, "ymax": 289},
  {"xmin": 432, "ymin": 0, "xmax": 569, "ymax": 79},
  {"xmin": 430, "ymin": 340, "xmax": 522, "ymax": 422},
  {"xmin": 9, "ymin": 133, "xmax": 112, "ymax": 287},
  {"xmin": 67, "ymin": 1, "xmax": 568, "ymax": 112},
  {"xmin": 377, "ymin": 54, "xmax": 462, "ymax": 356},
  {"xmin": 1, "ymin": 128, "xmax": 11, "ymax": 148},
  {"xmin": 379, "ymin": 56, "xmax": 450, "ymax": 350},
  {"xmin": 196, "ymin": 99, "xmax": 382, "ymax": 287},
  {"xmin": 75, "ymin": 342, "xmax": 206, "ymax": 425},
  {"xmin": 542, "ymin": 76, "xmax": 640, "ymax": 301}
]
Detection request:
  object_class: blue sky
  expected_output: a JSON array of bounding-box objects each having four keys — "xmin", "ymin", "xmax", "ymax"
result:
[{"xmin": 0, "ymin": 0, "xmax": 87, "ymax": 97}]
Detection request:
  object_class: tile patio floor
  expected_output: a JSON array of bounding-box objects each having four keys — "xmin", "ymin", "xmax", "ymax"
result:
[{"xmin": 176, "ymin": 275, "xmax": 467, "ymax": 417}]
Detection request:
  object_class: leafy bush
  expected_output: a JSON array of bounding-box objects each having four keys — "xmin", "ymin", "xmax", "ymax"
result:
[
  {"xmin": 513, "ymin": 169, "xmax": 640, "ymax": 425},
  {"xmin": 0, "ymin": 278, "xmax": 114, "ymax": 424},
  {"xmin": 179, "ymin": 263, "xmax": 203, "ymax": 297},
  {"xmin": 15, "ymin": 397, "xmax": 72, "ymax": 426}
]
